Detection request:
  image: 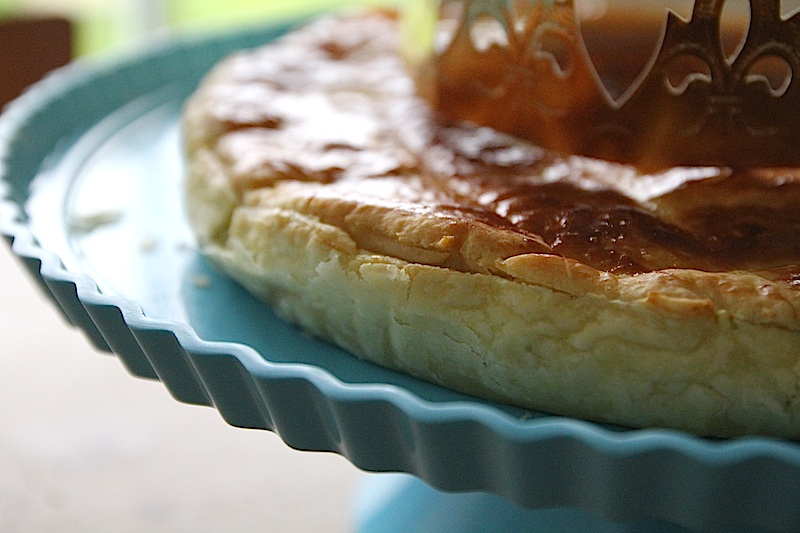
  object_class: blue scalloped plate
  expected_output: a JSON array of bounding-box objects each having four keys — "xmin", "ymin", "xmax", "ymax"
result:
[{"xmin": 2, "ymin": 19, "xmax": 800, "ymax": 532}]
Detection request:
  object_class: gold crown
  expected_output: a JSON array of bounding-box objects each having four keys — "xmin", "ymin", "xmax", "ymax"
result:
[{"xmin": 403, "ymin": 0, "xmax": 800, "ymax": 170}]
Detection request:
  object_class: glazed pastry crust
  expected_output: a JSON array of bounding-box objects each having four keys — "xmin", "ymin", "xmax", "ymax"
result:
[{"xmin": 183, "ymin": 13, "xmax": 800, "ymax": 438}]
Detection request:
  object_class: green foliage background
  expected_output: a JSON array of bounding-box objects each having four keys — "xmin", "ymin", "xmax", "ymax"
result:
[{"xmin": 2, "ymin": 0, "xmax": 393, "ymax": 55}]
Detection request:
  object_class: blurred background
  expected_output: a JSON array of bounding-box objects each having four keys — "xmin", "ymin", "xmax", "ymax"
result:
[
  {"xmin": 0, "ymin": 1, "xmax": 390, "ymax": 532},
  {"xmin": 0, "ymin": 0, "xmax": 393, "ymax": 106},
  {"xmin": 0, "ymin": 0, "xmax": 388, "ymax": 55}
]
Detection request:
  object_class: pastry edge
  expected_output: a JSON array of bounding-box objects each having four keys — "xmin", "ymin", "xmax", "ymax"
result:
[{"xmin": 186, "ymin": 144, "xmax": 800, "ymax": 438}]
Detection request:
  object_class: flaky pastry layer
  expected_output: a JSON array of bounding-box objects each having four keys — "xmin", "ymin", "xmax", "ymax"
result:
[{"xmin": 183, "ymin": 13, "xmax": 800, "ymax": 437}]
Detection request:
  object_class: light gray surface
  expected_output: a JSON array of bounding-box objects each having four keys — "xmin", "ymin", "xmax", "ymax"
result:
[{"xmin": 0, "ymin": 242, "xmax": 366, "ymax": 532}]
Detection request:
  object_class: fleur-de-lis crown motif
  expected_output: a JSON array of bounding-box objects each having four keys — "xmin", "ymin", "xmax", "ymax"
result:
[{"xmin": 407, "ymin": 0, "xmax": 800, "ymax": 169}]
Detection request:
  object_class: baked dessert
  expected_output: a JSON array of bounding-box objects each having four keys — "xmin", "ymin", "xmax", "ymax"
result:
[{"xmin": 183, "ymin": 12, "xmax": 800, "ymax": 438}]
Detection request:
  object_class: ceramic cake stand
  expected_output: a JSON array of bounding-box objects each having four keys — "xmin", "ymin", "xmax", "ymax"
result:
[{"xmin": 1, "ymin": 19, "xmax": 799, "ymax": 533}]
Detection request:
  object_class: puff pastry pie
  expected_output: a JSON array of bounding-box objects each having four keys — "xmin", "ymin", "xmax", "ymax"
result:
[{"xmin": 183, "ymin": 13, "xmax": 800, "ymax": 438}]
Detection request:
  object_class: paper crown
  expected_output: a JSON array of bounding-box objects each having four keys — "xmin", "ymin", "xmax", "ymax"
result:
[{"xmin": 404, "ymin": 0, "xmax": 800, "ymax": 170}]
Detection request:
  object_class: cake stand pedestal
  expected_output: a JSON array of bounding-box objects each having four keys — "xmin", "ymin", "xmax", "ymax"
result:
[{"xmin": 354, "ymin": 475, "xmax": 740, "ymax": 533}]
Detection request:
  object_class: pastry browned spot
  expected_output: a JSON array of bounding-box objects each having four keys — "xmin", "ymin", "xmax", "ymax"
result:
[{"xmin": 183, "ymin": 12, "xmax": 800, "ymax": 438}]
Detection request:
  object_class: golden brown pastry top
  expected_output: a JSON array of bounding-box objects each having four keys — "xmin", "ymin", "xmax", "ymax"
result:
[{"xmin": 184, "ymin": 12, "xmax": 800, "ymax": 284}]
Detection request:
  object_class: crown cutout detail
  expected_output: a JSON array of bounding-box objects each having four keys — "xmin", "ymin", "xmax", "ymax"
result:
[{"xmin": 406, "ymin": 0, "xmax": 800, "ymax": 169}]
